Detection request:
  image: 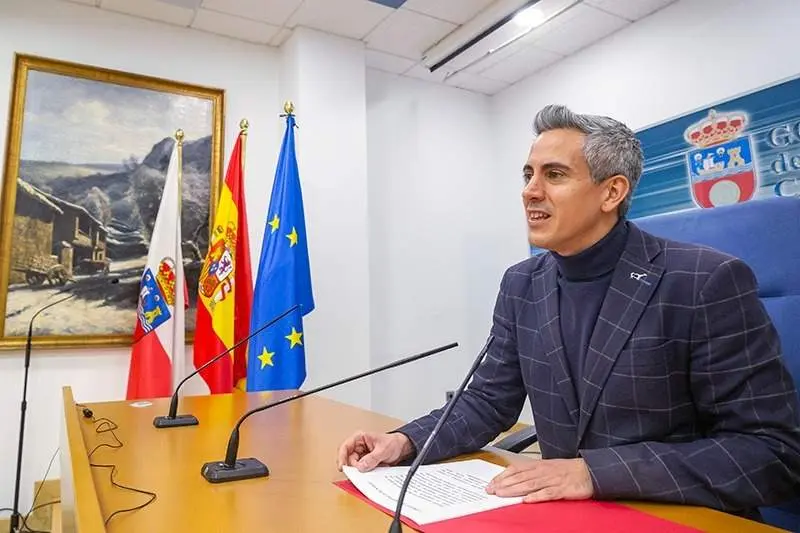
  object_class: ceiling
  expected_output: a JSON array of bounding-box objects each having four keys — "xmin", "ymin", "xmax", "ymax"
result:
[{"xmin": 59, "ymin": 0, "xmax": 677, "ymax": 95}]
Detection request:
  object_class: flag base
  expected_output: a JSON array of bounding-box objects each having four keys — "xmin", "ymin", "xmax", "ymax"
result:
[
  {"xmin": 201, "ymin": 458, "xmax": 270, "ymax": 483},
  {"xmin": 153, "ymin": 414, "xmax": 199, "ymax": 428}
]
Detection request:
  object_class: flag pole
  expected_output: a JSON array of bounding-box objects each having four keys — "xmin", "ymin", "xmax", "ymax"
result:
[
  {"xmin": 175, "ymin": 129, "xmax": 184, "ymax": 216},
  {"xmin": 174, "ymin": 128, "xmax": 184, "ymax": 366},
  {"xmin": 239, "ymin": 118, "xmax": 248, "ymax": 179},
  {"xmin": 235, "ymin": 118, "xmax": 249, "ymax": 393}
]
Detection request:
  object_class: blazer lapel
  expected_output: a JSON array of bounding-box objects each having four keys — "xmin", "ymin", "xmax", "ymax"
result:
[
  {"xmin": 532, "ymin": 258, "xmax": 579, "ymax": 425},
  {"xmin": 576, "ymin": 225, "xmax": 664, "ymax": 444}
]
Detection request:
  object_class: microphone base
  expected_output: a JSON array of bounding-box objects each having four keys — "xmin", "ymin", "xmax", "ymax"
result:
[
  {"xmin": 201, "ymin": 458, "xmax": 269, "ymax": 483},
  {"xmin": 153, "ymin": 414, "xmax": 199, "ymax": 428}
]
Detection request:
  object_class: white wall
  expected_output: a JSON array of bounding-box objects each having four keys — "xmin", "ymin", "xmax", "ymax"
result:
[
  {"xmin": 0, "ymin": 0, "xmax": 280, "ymax": 513},
  {"xmin": 365, "ymin": 69, "xmax": 527, "ymax": 423},
  {"xmin": 492, "ymin": 0, "xmax": 800, "ymax": 201}
]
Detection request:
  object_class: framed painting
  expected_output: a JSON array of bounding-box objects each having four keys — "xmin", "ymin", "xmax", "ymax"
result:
[{"xmin": 0, "ymin": 54, "xmax": 224, "ymax": 349}]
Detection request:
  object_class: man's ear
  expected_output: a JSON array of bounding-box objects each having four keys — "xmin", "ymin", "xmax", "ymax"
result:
[{"xmin": 601, "ymin": 175, "xmax": 630, "ymax": 214}]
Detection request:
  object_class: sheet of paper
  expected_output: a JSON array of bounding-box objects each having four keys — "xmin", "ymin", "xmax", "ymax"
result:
[{"xmin": 342, "ymin": 459, "xmax": 523, "ymax": 525}]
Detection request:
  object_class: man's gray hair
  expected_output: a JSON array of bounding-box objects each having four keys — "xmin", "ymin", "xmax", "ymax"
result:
[{"xmin": 532, "ymin": 104, "xmax": 643, "ymax": 217}]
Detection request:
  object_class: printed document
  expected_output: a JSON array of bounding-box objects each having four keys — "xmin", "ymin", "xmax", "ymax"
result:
[{"xmin": 342, "ymin": 459, "xmax": 523, "ymax": 525}]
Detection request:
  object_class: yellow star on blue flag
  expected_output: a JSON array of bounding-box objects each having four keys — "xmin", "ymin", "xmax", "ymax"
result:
[
  {"xmin": 268, "ymin": 214, "xmax": 280, "ymax": 233},
  {"xmin": 257, "ymin": 347, "xmax": 275, "ymax": 369},
  {"xmin": 285, "ymin": 327, "xmax": 303, "ymax": 348},
  {"xmin": 247, "ymin": 112, "xmax": 315, "ymax": 391},
  {"xmin": 286, "ymin": 227, "xmax": 298, "ymax": 247}
]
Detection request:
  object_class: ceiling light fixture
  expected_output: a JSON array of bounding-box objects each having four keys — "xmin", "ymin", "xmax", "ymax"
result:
[
  {"xmin": 512, "ymin": 6, "xmax": 545, "ymax": 28},
  {"xmin": 422, "ymin": 0, "xmax": 579, "ymax": 81},
  {"xmin": 424, "ymin": 0, "xmax": 541, "ymax": 73}
]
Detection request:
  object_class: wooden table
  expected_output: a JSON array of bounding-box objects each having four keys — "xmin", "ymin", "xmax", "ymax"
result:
[{"xmin": 60, "ymin": 386, "xmax": 785, "ymax": 532}]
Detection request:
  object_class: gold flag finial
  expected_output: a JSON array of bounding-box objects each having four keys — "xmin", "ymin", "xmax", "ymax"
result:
[
  {"xmin": 284, "ymin": 100, "xmax": 295, "ymax": 115},
  {"xmin": 240, "ymin": 118, "xmax": 249, "ymax": 132},
  {"xmin": 175, "ymin": 129, "xmax": 185, "ymax": 144}
]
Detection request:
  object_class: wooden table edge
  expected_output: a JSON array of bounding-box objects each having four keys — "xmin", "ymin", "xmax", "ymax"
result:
[{"xmin": 61, "ymin": 386, "xmax": 107, "ymax": 533}]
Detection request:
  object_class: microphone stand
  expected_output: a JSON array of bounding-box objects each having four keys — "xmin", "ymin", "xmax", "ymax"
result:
[
  {"xmin": 9, "ymin": 276, "xmax": 117, "ymax": 533},
  {"xmin": 201, "ymin": 342, "xmax": 460, "ymax": 484},
  {"xmin": 9, "ymin": 292, "xmax": 75, "ymax": 533},
  {"xmin": 153, "ymin": 304, "xmax": 300, "ymax": 428},
  {"xmin": 388, "ymin": 335, "xmax": 495, "ymax": 533}
]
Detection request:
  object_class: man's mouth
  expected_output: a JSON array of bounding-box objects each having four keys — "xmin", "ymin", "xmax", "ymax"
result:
[{"xmin": 527, "ymin": 210, "xmax": 551, "ymax": 223}]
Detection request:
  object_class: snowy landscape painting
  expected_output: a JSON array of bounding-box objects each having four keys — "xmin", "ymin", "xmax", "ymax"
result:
[{"xmin": 0, "ymin": 55, "xmax": 224, "ymax": 349}]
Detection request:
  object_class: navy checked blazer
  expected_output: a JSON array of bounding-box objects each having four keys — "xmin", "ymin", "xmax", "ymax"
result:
[{"xmin": 397, "ymin": 222, "xmax": 800, "ymax": 513}]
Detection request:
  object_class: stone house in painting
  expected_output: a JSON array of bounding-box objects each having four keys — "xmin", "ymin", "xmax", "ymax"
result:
[
  {"xmin": 9, "ymin": 178, "xmax": 108, "ymax": 285},
  {"xmin": 47, "ymin": 193, "xmax": 108, "ymax": 274},
  {"xmin": 10, "ymin": 178, "xmax": 65, "ymax": 284}
]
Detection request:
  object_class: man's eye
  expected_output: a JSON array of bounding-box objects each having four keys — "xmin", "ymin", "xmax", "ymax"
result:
[{"xmin": 523, "ymin": 173, "xmax": 532, "ymax": 183}]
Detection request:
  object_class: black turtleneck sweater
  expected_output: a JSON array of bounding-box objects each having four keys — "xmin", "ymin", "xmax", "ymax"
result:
[{"xmin": 552, "ymin": 219, "xmax": 628, "ymax": 396}]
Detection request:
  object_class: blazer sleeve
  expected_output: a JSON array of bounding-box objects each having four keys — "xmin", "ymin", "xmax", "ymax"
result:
[
  {"xmin": 393, "ymin": 268, "xmax": 528, "ymax": 464},
  {"xmin": 580, "ymin": 257, "xmax": 800, "ymax": 511}
]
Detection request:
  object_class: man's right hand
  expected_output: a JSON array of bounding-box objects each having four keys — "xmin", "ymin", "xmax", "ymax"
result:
[{"xmin": 336, "ymin": 431, "xmax": 414, "ymax": 472}]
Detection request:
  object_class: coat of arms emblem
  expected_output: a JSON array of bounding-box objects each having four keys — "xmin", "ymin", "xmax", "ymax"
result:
[
  {"xmin": 198, "ymin": 222, "xmax": 237, "ymax": 305},
  {"xmin": 684, "ymin": 110, "xmax": 758, "ymax": 208}
]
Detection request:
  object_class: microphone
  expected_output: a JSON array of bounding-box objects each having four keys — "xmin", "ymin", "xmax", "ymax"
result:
[
  {"xmin": 200, "ymin": 341, "xmax": 460, "ymax": 484},
  {"xmin": 153, "ymin": 304, "xmax": 300, "ymax": 428},
  {"xmin": 388, "ymin": 334, "xmax": 495, "ymax": 533},
  {"xmin": 10, "ymin": 276, "xmax": 118, "ymax": 533}
]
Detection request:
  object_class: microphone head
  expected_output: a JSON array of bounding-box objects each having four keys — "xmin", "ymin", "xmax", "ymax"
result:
[{"xmin": 66, "ymin": 275, "xmax": 120, "ymax": 291}]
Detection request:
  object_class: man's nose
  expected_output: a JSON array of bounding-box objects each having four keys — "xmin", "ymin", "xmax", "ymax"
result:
[{"xmin": 522, "ymin": 176, "xmax": 544, "ymax": 202}]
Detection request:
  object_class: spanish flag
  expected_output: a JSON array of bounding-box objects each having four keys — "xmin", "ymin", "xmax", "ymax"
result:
[{"xmin": 192, "ymin": 126, "xmax": 253, "ymax": 392}]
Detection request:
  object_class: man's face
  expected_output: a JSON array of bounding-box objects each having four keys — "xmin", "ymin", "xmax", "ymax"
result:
[{"xmin": 521, "ymin": 128, "xmax": 624, "ymax": 256}]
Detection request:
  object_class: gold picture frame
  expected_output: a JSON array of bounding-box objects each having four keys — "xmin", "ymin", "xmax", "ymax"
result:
[{"xmin": 0, "ymin": 54, "xmax": 224, "ymax": 350}]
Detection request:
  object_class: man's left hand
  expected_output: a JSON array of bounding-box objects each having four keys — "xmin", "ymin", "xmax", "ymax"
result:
[{"xmin": 486, "ymin": 458, "xmax": 594, "ymax": 503}]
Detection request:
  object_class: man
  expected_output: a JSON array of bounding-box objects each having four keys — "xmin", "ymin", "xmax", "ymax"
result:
[{"xmin": 336, "ymin": 104, "xmax": 800, "ymax": 516}]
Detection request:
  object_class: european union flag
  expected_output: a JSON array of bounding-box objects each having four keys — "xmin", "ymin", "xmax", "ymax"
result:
[{"xmin": 247, "ymin": 113, "xmax": 314, "ymax": 391}]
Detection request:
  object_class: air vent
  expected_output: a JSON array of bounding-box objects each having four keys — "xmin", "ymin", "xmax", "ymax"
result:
[
  {"xmin": 155, "ymin": 0, "xmax": 202, "ymax": 9},
  {"xmin": 367, "ymin": 0, "xmax": 408, "ymax": 8}
]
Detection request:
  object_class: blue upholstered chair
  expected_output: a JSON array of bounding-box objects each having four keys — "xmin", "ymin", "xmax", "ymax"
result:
[
  {"xmin": 494, "ymin": 195, "xmax": 800, "ymax": 530},
  {"xmin": 635, "ymin": 195, "xmax": 800, "ymax": 531}
]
